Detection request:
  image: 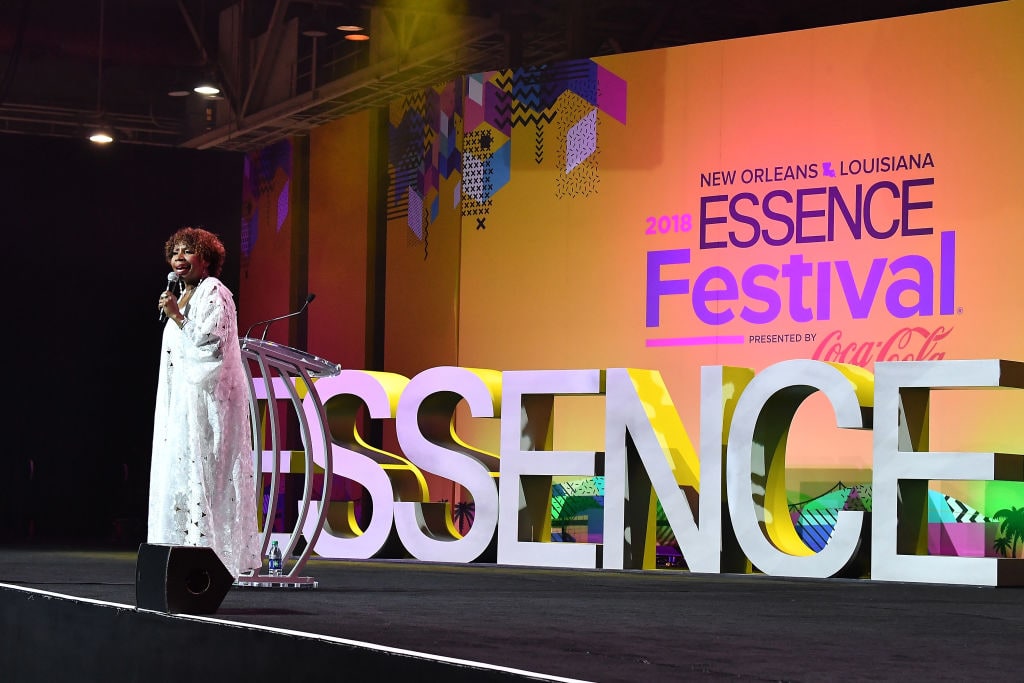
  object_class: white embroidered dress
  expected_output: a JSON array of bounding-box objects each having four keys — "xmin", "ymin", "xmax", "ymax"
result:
[{"xmin": 148, "ymin": 277, "xmax": 261, "ymax": 577}]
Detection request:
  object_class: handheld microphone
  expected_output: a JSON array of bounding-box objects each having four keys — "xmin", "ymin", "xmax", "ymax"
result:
[
  {"xmin": 243, "ymin": 293, "xmax": 316, "ymax": 341},
  {"xmin": 159, "ymin": 272, "xmax": 179, "ymax": 322}
]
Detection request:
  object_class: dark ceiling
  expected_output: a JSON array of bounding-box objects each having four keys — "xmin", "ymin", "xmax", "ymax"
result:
[{"xmin": 0, "ymin": 0, "xmax": 997, "ymax": 152}]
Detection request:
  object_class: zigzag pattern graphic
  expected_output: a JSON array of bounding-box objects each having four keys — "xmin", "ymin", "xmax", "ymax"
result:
[
  {"xmin": 945, "ymin": 495, "xmax": 994, "ymax": 523},
  {"xmin": 484, "ymin": 91, "xmax": 545, "ymax": 129},
  {"xmin": 509, "ymin": 109, "xmax": 558, "ymax": 127},
  {"xmin": 510, "ymin": 61, "xmax": 596, "ymax": 106},
  {"xmin": 490, "ymin": 72, "xmax": 513, "ymax": 90},
  {"xmin": 421, "ymin": 128, "xmax": 436, "ymax": 159},
  {"xmin": 390, "ymin": 106, "xmax": 427, "ymax": 168},
  {"xmin": 387, "ymin": 93, "xmax": 431, "ymax": 219},
  {"xmin": 487, "ymin": 60, "xmax": 595, "ymax": 130}
]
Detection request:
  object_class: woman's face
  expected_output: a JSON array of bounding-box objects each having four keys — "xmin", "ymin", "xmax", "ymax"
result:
[{"xmin": 169, "ymin": 241, "xmax": 210, "ymax": 284}]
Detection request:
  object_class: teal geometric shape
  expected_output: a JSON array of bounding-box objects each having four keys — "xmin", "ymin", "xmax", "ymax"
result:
[{"xmin": 928, "ymin": 490, "xmax": 957, "ymax": 523}]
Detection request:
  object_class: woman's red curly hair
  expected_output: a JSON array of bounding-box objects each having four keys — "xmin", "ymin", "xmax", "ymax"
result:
[{"xmin": 164, "ymin": 226, "xmax": 226, "ymax": 277}]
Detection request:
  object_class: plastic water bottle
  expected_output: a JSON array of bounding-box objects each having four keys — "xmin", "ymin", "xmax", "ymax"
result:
[{"xmin": 268, "ymin": 540, "xmax": 283, "ymax": 576}]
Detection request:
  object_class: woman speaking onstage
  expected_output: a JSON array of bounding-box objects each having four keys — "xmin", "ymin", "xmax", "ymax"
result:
[{"xmin": 149, "ymin": 226, "xmax": 261, "ymax": 578}]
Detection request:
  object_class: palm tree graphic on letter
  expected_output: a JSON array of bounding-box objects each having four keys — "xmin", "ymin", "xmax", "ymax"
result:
[
  {"xmin": 453, "ymin": 501, "xmax": 475, "ymax": 534},
  {"xmin": 993, "ymin": 506, "xmax": 1024, "ymax": 558}
]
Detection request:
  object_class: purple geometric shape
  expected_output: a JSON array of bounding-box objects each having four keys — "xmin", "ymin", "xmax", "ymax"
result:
[
  {"xmin": 407, "ymin": 186, "xmax": 424, "ymax": 240},
  {"xmin": 596, "ymin": 64, "xmax": 627, "ymax": 124},
  {"xmin": 927, "ymin": 522, "xmax": 997, "ymax": 558},
  {"xmin": 566, "ymin": 109, "xmax": 597, "ymax": 173},
  {"xmin": 277, "ymin": 179, "xmax": 290, "ymax": 232},
  {"xmin": 423, "ymin": 164, "xmax": 438, "ymax": 193},
  {"xmin": 483, "ymin": 79, "xmax": 512, "ymax": 137}
]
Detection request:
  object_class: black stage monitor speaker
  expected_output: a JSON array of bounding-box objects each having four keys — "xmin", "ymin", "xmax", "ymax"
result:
[{"xmin": 136, "ymin": 543, "xmax": 234, "ymax": 614}]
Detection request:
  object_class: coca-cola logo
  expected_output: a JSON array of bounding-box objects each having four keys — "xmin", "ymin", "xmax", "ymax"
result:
[{"xmin": 811, "ymin": 326, "xmax": 952, "ymax": 367}]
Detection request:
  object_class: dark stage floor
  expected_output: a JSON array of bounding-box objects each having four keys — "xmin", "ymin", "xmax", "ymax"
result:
[{"xmin": 2, "ymin": 546, "xmax": 1022, "ymax": 681}]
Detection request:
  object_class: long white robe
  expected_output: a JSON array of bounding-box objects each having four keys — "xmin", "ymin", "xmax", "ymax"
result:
[{"xmin": 147, "ymin": 277, "xmax": 261, "ymax": 577}]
